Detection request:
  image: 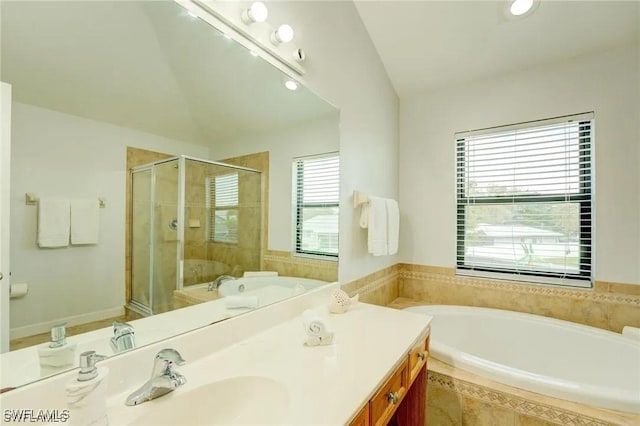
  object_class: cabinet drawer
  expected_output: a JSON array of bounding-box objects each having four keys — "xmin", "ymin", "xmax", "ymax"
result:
[
  {"xmin": 408, "ymin": 336, "xmax": 429, "ymax": 383},
  {"xmin": 370, "ymin": 358, "xmax": 409, "ymax": 426},
  {"xmin": 348, "ymin": 404, "xmax": 369, "ymax": 426}
]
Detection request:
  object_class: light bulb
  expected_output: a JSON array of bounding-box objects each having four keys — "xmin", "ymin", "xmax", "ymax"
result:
[
  {"xmin": 284, "ymin": 80, "xmax": 298, "ymax": 91},
  {"xmin": 271, "ymin": 24, "xmax": 294, "ymax": 44},
  {"xmin": 242, "ymin": 2, "xmax": 268, "ymax": 24},
  {"xmin": 510, "ymin": 0, "xmax": 533, "ymax": 16}
]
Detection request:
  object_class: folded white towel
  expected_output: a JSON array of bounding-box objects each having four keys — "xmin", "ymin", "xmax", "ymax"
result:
[
  {"xmin": 70, "ymin": 199, "xmax": 99, "ymax": 245},
  {"xmin": 305, "ymin": 333, "xmax": 334, "ymax": 347},
  {"xmin": 243, "ymin": 271, "xmax": 278, "ymax": 278},
  {"xmin": 38, "ymin": 197, "xmax": 70, "ymax": 248},
  {"xmin": 386, "ymin": 198, "xmax": 400, "ymax": 255},
  {"xmin": 302, "ymin": 309, "xmax": 332, "ymax": 336},
  {"xmin": 225, "ymin": 295, "xmax": 260, "ymax": 309},
  {"xmin": 367, "ymin": 196, "xmax": 388, "ymax": 256}
]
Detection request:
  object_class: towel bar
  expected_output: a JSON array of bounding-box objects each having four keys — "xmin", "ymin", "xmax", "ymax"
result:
[{"xmin": 25, "ymin": 193, "xmax": 106, "ymax": 208}]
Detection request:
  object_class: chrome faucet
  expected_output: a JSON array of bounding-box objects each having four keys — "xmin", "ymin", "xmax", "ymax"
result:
[
  {"xmin": 207, "ymin": 275, "xmax": 236, "ymax": 291},
  {"xmin": 111, "ymin": 321, "xmax": 135, "ymax": 353},
  {"xmin": 125, "ymin": 349, "xmax": 186, "ymax": 406}
]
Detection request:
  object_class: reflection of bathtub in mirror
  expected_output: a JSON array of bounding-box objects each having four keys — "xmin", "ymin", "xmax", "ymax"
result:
[
  {"xmin": 181, "ymin": 259, "xmax": 232, "ymax": 286},
  {"xmin": 174, "ymin": 277, "xmax": 328, "ymax": 310},
  {"xmin": 0, "ymin": 277, "xmax": 328, "ymax": 389}
]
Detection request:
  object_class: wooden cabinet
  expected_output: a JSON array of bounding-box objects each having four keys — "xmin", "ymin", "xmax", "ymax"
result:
[
  {"xmin": 349, "ymin": 403, "xmax": 370, "ymax": 426},
  {"xmin": 348, "ymin": 331, "xmax": 429, "ymax": 426},
  {"xmin": 371, "ymin": 358, "xmax": 409, "ymax": 426}
]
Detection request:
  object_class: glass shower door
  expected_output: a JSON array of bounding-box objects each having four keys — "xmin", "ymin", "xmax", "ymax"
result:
[{"xmin": 131, "ymin": 167, "xmax": 153, "ymax": 315}]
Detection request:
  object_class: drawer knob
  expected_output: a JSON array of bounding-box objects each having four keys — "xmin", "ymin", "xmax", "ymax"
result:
[
  {"xmin": 387, "ymin": 391, "xmax": 399, "ymax": 404},
  {"xmin": 417, "ymin": 351, "xmax": 427, "ymax": 361}
]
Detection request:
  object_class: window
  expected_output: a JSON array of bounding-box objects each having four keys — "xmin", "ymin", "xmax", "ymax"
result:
[
  {"xmin": 456, "ymin": 113, "xmax": 593, "ymax": 287},
  {"xmin": 293, "ymin": 154, "xmax": 339, "ymax": 258},
  {"xmin": 207, "ymin": 173, "xmax": 239, "ymax": 243}
]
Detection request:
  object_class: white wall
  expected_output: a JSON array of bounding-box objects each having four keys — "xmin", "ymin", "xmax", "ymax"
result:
[
  {"xmin": 266, "ymin": 1, "xmax": 400, "ymax": 282},
  {"xmin": 399, "ymin": 44, "xmax": 640, "ymax": 284},
  {"xmin": 10, "ymin": 102, "xmax": 208, "ymax": 335},
  {"xmin": 211, "ymin": 113, "xmax": 339, "ymax": 252}
]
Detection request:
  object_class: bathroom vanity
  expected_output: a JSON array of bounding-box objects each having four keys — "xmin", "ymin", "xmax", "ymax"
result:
[{"xmin": 0, "ymin": 285, "xmax": 431, "ymax": 425}]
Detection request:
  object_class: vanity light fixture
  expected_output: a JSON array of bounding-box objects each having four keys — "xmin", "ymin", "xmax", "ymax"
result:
[
  {"xmin": 271, "ymin": 24, "xmax": 294, "ymax": 44},
  {"xmin": 510, "ymin": 0, "xmax": 534, "ymax": 16},
  {"xmin": 241, "ymin": 2, "xmax": 268, "ymax": 24},
  {"xmin": 284, "ymin": 79, "xmax": 298, "ymax": 91}
]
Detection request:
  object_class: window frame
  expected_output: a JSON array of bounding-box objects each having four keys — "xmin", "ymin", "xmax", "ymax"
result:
[
  {"xmin": 293, "ymin": 153, "xmax": 340, "ymax": 260},
  {"xmin": 206, "ymin": 173, "xmax": 239, "ymax": 245},
  {"xmin": 455, "ymin": 113, "xmax": 594, "ymax": 287}
]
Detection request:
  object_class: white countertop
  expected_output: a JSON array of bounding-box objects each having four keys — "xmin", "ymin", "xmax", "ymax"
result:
[
  {"xmin": 105, "ymin": 303, "xmax": 430, "ymax": 425},
  {"xmin": 1, "ymin": 286, "xmax": 431, "ymax": 426}
]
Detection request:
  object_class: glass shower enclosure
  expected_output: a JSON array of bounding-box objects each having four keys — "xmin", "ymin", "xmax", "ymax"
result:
[{"xmin": 130, "ymin": 156, "xmax": 262, "ymax": 315}]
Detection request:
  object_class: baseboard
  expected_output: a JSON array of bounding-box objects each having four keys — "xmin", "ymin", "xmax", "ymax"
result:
[{"xmin": 10, "ymin": 306, "xmax": 125, "ymax": 340}]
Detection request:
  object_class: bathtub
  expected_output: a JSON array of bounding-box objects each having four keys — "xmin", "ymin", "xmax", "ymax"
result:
[{"xmin": 405, "ymin": 305, "xmax": 640, "ymax": 413}]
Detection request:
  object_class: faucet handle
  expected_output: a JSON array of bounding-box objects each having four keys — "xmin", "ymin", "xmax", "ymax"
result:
[
  {"xmin": 155, "ymin": 348, "xmax": 185, "ymax": 365},
  {"xmin": 152, "ymin": 349, "xmax": 186, "ymax": 377},
  {"xmin": 78, "ymin": 350, "xmax": 108, "ymax": 382},
  {"xmin": 113, "ymin": 321, "xmax": 134, "ymax": 336}
]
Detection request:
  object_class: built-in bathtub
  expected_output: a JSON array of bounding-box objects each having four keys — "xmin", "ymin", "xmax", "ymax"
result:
[{"xmin": 405, "ymin": 305, "xmax": 640, "ymax": 414}]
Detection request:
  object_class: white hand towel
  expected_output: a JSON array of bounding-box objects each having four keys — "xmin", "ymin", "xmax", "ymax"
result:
[
  {"xmin": 302, "ymin": 309, "xmax": 332, "ymax": 336},
  {"xmin": 367, "ymin": 196, "xmax": 388, "ymax": 256},
  {"xmin": 38, "ymin": 197, "xmax": 70, "ymax": 248},
  {"xmin": 386, "ymin": 198, "xmax": 400, "ymax": 255},
  {"xmin": 243, "ymin": 271, "xmax": 278, "ymax": 278},
  {"xmin": 225, "ymin": 295, "xmax": 260, "ymax": 309},
  {"xmin": 70, "ymin": 199, "xmax": 99, "ymax": 245}
]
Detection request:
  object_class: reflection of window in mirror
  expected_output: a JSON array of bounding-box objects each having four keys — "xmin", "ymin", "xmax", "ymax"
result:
[
  {"xmin": 293, "ymin": 154, "xmax": 340, "ymax": 259},
  {"xmin": 207, "ymin": 173, "xmax": 239, "ymax": 244}
]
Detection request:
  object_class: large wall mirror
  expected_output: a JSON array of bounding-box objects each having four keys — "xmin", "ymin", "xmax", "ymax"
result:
[{"xmin": 0, "ymin": 0, "xmax": 339, "ymax": 389}]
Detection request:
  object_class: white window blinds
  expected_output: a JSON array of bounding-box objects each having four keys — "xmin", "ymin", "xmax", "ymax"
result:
[
  {"xmin": 456, "ymin": 113, "xmax": 594, "ymax": 287},
  {"xmin": 207, "ymin": 173, "xmax": 239, "ymax": 243},
  {"xmin": 293, "ymin": 154, "xmax": 340, "ymax": 258}
]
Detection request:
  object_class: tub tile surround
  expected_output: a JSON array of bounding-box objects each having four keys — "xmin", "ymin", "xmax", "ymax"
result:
[
  {"xmin": 341, "ymin": 264, "xmax": 400, "ymax": 305},
  {"xmin": 427, "ymin": 359, "xmax": 638, "ymax": 426},
  {"xmin": 263, "ymin": 250, "xmax": 338, "ymax": 282},
  {"xmin": 398, "ymin": 264, "xmax": 640, "ymax": 333},
  {"xmin": 0, "ymin": 284, "xmax": 432, "ymax": 426}
]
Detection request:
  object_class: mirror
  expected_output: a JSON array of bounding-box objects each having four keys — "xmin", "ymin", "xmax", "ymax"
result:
[{"xmin": 0, "ymin": 0, "xmax": 339, "ymax": 389}]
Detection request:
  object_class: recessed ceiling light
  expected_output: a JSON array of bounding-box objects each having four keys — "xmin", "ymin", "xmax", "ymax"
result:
[
  {"xmin": 510, "ymin": 0, "xmax": 534, "ymax": 16},
  {"xmin": 284, "ymin": 80, "xmax": 298, "ymax": 91}
]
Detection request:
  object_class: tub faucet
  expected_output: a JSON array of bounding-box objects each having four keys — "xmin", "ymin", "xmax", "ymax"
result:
[
  {"xmin": 208, "ymin": 275, "xmax": 236, "ymax": 291},
  {"xmin": 110, "ymin": 321, "xmax": 135, "ymax": 353},
  {"xmin": 125, "ymin": 349, "xmax": 186, "ymax": 406}
]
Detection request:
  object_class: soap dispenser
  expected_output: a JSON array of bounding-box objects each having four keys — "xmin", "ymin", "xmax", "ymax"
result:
[
  {"xmin": 66, "ymin": 351, "xmax": 109, "ymax": 426},
  {"xmin": 38, "ymin": 324, "xmax": 77, "ymax": 372}
]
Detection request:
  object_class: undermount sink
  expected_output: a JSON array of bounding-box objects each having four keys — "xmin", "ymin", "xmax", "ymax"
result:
[{"xmin": 131, "ymin": 376, "xmax": 289, "ymax": 425}]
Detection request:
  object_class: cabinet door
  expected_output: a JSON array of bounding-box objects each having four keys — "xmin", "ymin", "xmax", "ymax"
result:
[{"xmin": 370, "ymin": 359, "xmax": 409, "ymax": 426}]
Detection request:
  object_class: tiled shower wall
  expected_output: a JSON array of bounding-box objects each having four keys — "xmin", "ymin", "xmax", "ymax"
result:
[{"xmin": 341, "ymin": 263, "xmax": 640, "ymax": 333}]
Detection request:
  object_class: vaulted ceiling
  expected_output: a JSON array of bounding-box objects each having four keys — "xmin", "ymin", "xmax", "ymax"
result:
[
  {"xmin": 1, "ymin": 1, "xmax": 335, "ymax": 146},
  {"xmin": 355, "ymin": 1, "xmax": 639, "ymax": 97}
]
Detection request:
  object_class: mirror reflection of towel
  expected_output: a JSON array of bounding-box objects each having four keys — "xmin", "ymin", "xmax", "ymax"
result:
[
  {"xmin": 71, "ymin": 199, "xmax": 99, "ymax": 245},
  {"xmin": 38, "ymin": 197, "xmax": 70, "ymax": 248}
]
